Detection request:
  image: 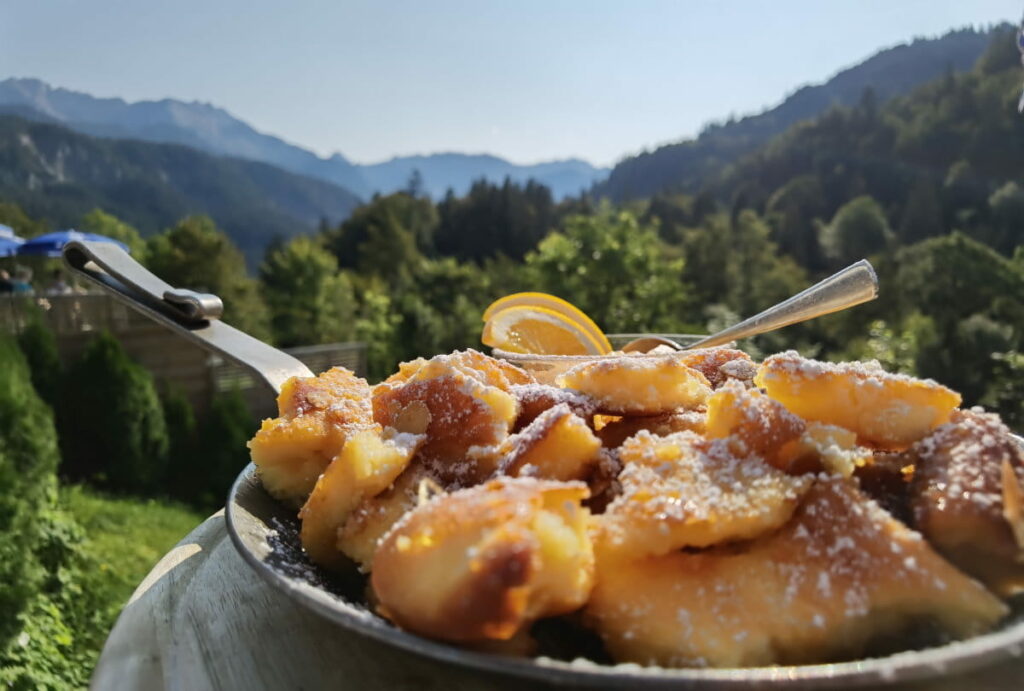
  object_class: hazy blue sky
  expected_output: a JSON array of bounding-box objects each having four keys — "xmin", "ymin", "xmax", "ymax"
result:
[{"xmin": 2, "ymin": 1, "xmax": 1020, "ymax": 166}]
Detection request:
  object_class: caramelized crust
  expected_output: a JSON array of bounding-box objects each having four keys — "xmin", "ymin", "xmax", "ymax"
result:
[
  {"xmin": 596, "ymin": 410, "xmax": 706, "ymax": 450},
  {"xmin": 372, "ymin": 478, "xmax": 594, "ymax": 642},
  {"xmin": 510, "ymin": 383, "xmax": 597, "ymax": 432},
  {"xmin": 556, "ymin": 356, "xmax": 712, "ymax": 415},
  {"xmin": 599, "ymin": 431, "xmax": 811, "ymax": 559},
  {"xmin": 677, "ymin": 348, "xmax": 753, "ymax": 389},
  {"xmin": 385, "ymin": 349, "xmax": 535, "ymax": 391},
  {"xmin": 336, "ymin": 464, "xmax": 438, "ymax": 570},
  {"xmin": 585, "ymin": 477, "xmax": 1007, "ymax": 668},
  {"xmin": 909, "ymin": 409, "xmax": 1024, "ymax": 597},
  {"xmin": 496, "ymin": 404, "xmax": 602, "ymax": 481},
  {"xmin": 298, "ymin": 427, "xmax": 424, "ymax": 570},
  {"xmin": 248, "ymin": 368, "xmax": 373, "ymax": 506},
  {"xmin": 705, "ymin": 381, "xmax": 806, "ymax": 470},
  {"xmin": 755, "ymin": 351, "xmax": 960, "ymax": 448},
  {"xmin": 373, "ymin": 354, "xmax": 517, "ymax": 486}
]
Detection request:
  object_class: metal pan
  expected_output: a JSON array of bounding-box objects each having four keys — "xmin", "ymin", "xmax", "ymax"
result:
[{"xmin": 65, "ymin": 240, "xmax": 1024, "ymax": 688}]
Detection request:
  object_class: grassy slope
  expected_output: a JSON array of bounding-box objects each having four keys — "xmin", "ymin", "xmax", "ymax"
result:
[{"xmin": 59, "ymin": 485, "xmax": 204, "ymax": 664}]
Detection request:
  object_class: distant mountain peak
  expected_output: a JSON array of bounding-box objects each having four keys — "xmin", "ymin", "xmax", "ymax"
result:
[{"xmin": 0, "ymin": 77, "xmax": 607, "ymax": 200}]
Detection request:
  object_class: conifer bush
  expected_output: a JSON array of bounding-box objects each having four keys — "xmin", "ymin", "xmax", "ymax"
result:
[
  {"xmin": 57, "ymin": 332, "xmax": 169, "ymax": 494},
  {"xmin": 17, "ymin": 319, "xmax": 62, "ymax": 408}
]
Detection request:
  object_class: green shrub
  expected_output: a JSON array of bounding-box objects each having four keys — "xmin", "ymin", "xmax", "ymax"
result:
[
  {"xmin": 17, "ymin": 319, "xmax": 62, "ymax": 407},
  {"xmin": 0, "ymin": 335, "xmax": 59, "ymax": 646},
  {"xmin": 161, "ymin": 384, "xmax": 198, "ymax": 502},
  {"xmin": 190, "ymin": 390, "xmax": 256, "ymax": 510},
  {"xmin": 57, "ymin": 332, "xmax": 169, "ymax": 494},
  {"xmin": 0, "ymin": 334, "xmax": 65, "ymax": 680}
]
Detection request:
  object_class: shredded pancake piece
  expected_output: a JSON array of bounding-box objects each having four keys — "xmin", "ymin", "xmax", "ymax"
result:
[
  {"xmin": 598, "ymin": 431, "xmax": 811, "ymax": 559},
  {"xmin": 585, "ymin": 476, "xmax": 1007, "ymax": 668},
  {"xmin": 372, "ymin": 478, "xmax": 594, "ymax": 642},
  {"xmin": 909, "ymin": 408, "xmax": 1024, "ymax": 596},
  {"xmin": 493, "ymin": 403, "xmax": 602, "ymax": 481},
  {"xmin": 677, "ymin": 348, "xmax": 754, "ymax": 389},
  {"xmin": 755, "ymin": 351, "xmax": 960, "ymax": 448},
  {"xmin": 248, "ymin": 368, "xmax": 374, "ymax": 506},
  {"xmin": 298, "ymin": 427, "xmax": 424, "ymax": 570},
  {"xmin": 373, "ymin": 353, "xmax": 518, "ymax": 486},
  {"xmin": 556, "ymin": 356, "xmax": 711, "ymax": 415},
  {"xmin": 596, "ymin": 409, "xmax": 707, "ymax": 450},
  {"xmin": 510, "ymin": 383, "xmax": 598, "ymax": 432}
]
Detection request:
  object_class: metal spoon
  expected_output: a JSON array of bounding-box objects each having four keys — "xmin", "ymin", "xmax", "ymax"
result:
[{"xmin": 622, "ymin": 259, "xmax": 879, "ymax": 353}]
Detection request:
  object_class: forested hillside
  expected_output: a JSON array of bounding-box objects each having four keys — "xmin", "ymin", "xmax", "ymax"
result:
[
  {"xmin": 0, "ymin": 115, "xmax": 361, "ymax": 264},
  {"xmin": 596, "ymin": 26, "xmax": 999, "ymax": 201}
]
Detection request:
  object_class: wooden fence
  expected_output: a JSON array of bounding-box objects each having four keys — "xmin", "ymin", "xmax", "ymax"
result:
[{"xmin": 1, "ymin": 292, "xmax": 367, "ymax": 418}]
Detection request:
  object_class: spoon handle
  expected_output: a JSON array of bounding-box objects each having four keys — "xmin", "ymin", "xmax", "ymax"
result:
[
  {"xmin": 63, "ymin": 240, "xmax": 312, "ymax": 393},
  {"xmin": 685, "ymin": 260, "xmax": 879, "ymax": 350}
]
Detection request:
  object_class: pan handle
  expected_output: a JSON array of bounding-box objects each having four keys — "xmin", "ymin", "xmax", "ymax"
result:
[{"xmin": 63, "ymin": 240, "xmax": 313, "ymax": 393}]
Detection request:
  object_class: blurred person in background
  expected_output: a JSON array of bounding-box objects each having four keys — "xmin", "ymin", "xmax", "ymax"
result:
[
  {"xmin": 0, "ymin": 269, "xmax": 13, "ymax": 293},
  {"xmin": 47, "ymin": 269, "xmax": 71, "ymax": 295},
  {"xmin": 10, "ymin": 266, "xmax": 34, "ymax": 294}
]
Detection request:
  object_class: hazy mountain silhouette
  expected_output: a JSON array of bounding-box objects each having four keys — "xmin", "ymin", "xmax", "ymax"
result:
[
  {"xmin": 0, "ymin": 78, "xmax": 607, "ymax": 200},
  {"xmin": 595, "ymin": 26, "xmax": 1001, "ymax": 201}
]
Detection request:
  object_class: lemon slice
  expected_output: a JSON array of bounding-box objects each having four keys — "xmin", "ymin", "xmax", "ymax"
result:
[
  {"xmin": 482, "ymin": 305, "xmax": 606, "ymax": 355},
  {"xmin": 482, "ymin": 292, "xmax": 612, "ymax": 354}
]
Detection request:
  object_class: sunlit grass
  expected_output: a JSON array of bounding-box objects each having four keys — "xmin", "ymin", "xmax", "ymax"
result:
[{"xmin": 59, "ymin": 484, "xmax": 205, "ymax": 632}]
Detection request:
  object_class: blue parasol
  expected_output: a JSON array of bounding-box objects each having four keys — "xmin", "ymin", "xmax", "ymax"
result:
[
  {"xmin": 0, "ymin": 223, "xmax": 18, "ymax": 239},
  {"xmin": 0, "ymin": 235, "xmax": 24, "ymax": 257},
  {"xmin": 17, "ymin": 229, "xmax": 130, "ymax": 257}
]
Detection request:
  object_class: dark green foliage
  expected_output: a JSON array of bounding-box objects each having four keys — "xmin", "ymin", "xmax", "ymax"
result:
[
  {"xmin": 819, "ymin": 196, "xmax": 893, "ymax": 266},
  {"xmin": 191, "ymin": 390, "xmax": 257, "ymax": 510},
  {"xmin": 262, "ymin": 235, "xmax": 357, "ymax": 347},
  {"xmin": 324, "ymin": 192, "xmax": 435, "ymax": 279},
  {"xmin": 16, "ymin": 319, "xmax": 61, "ymax": 407},
  {"xmin": 161, "ymin": 385, "xmax": 197, "ymax": 502},
  {"xmin": 0, "ymin": 335, "xmax": 59, "ymax": 651},
  {"xmin": 0, "ymin": 200, "xmax": 48, "ymax": 237},
  {"xmin": 526, "ymin": 209, "xmax": 692, "ymax": 333},
  {"xmin": 146, "ymin": 216, "xmax": 271, "ymax": 340},
  {"xmin": 56, "ymin": 332, "xmax": 169, "ymax": 494},
  {"xmin": 80, "ymin": 208, "xmax": 147, "ymax": 260},
  {"xmin": 435, "ymin": 179, "xmax": 556, "ymax": 261}
]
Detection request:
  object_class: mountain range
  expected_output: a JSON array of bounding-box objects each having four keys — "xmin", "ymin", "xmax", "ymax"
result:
[
  {"xmin": 0, "ymin": 24, "xmax": 1007, "ymax": 266},
  {"xmin": 0, "ymin": 78, "xmax": 608, "ymax": 200},
  {"xmin": 0, "ymin": 114, "xmax": 360, "ymax": 266},
  {"xmin": 595, "ymin": 26, "xmax": 1000, "ymax": 201}
]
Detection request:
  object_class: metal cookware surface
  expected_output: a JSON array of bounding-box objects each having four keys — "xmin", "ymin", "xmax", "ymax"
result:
[{"xmin": 226, "ymin": 463, "xmax": 1024, "ymax": 688}]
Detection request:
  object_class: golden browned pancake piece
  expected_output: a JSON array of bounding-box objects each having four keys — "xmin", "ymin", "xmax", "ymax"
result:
[
  {"xmin": 677, "ymin": 347, "xmax": 753, "ymax": 389},
  {"xmin": 496, "ymin": 404, "xmax": 602, "ymax": 481},
  {"xmin": 373, "ymin": 353, "xmax": 517, "ymax": 486},
  {"xmin": 755, "ymin": 351, "xmax": 960, "ymax": 448},
  {"xmin": 556, "ymin": 356, "xmax": 711, "ymax": 415},
  {"xmin": 248, "ymin": 368, "xmax": 374, "ymax": 506},
  {"xmin": 595, "ymin": 410, "xmax": 706, "ymax": 450},
  {"xmin": 599, "ymin": 431, "xmax": 811, "ymax": 559},
  {"xmin": 910, "ymin": 408, "xmax": 1024, "ymax": 596},
  {"xmin": 585, "ymin": 477, "xmax": 1007, "ymax": 668},
  {"xmin": 298, "ymin": 427, "xmax": 424, "ymax": 570},
  {"xmin": 510, "ymin": 383, "xmax": 597, "ymax": 431},
  {"xmin": 372, "ymin": 478, "xmax": 594, "ymax": 642}
]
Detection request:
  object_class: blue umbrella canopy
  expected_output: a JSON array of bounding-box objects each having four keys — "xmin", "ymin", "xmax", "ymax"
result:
[
  {"xmin": 17, "ymin": 229, "xmax": 130, "ymax": 257},
  {"xmin": 0, "ymin": 234, "xmax": 24, "ymax": 257},
  {"xmin": 0, "ymin": 223, "xmax": 18, "ymax": 239}
]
